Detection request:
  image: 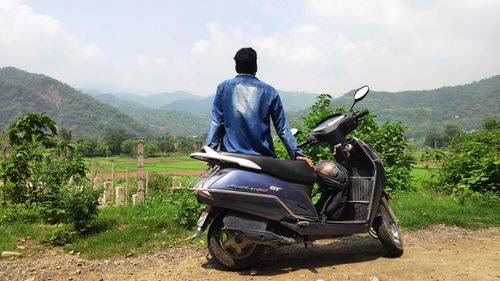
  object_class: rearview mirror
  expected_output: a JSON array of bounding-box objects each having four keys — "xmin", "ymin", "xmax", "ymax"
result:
[
  {"xmin": 354, "ymin": 85, "xmax": 369, "ymax": 101},
  {"xmin": 350, "ymin": 85, "xmax": 370, "ymax": 111}
]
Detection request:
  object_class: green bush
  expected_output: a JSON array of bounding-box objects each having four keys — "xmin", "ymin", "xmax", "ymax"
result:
[
  {"xmin": 60, "ymin": 186, "xmax": 102, "ymax": 230},
  {"xmin": 148, "ymin": 173, "xmax": 173, "ymax": 193},
  {"xmin": 430, "ymin": 129, "xmax": 499, "ymax": 197},
  {"xmin": 170, "ymin": 190, "xmax": 204, "ymax": 229},
  {"xmin": 0, "ymin": 203, "xmax": 46, "ymax": 224},
  {"xmin": 0, "ymin": 112, "xmax": 102, "ymax": 230},
  {"xmin": 48, "ymin": 224, "xmax": 77, "ymax": 246}
]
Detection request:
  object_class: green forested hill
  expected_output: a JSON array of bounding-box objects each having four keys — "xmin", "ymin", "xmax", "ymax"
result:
[
  {"xmin": 286, "ymin": 76, "xmax": 500, "ymax": 138},
  {"xmin": 95, "ymin": 94, "xmax": 209, "ymax": 136},
  {"xmin": 160, "ymin": 90, "xmax": 319, "ymax": 114},
  {"xmin": 0, "ymin": 67, "xmax": 152, "ymax": 139},
  {"xmin": 332, "ymin": 76, "xmax": 500, "ymax": 138},
  {"xmin": 83, "ymin": 90, "xmax": 204, "ymax": 108},
  {"xmin": 2, "ymin": 66, "xmax": 497, "ymax": 139}
]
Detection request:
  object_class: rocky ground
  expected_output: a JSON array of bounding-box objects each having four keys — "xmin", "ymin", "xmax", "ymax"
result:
[{"xmin": 0, "ymin": 225, "xmax": 498, "ymax": 281}]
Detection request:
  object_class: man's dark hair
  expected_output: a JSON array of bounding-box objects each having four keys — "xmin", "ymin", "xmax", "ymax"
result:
[{"xmin": 234, "ymin": 47, "xmax": 257, "ymax": 74}]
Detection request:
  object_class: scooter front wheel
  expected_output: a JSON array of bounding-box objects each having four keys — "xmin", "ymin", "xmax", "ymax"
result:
[
  {"xmin": 374, "ymin": 199, "xmax": 404, "ymax": 257},
  {"xmin": 207, "ymin": 215, "xmax": 266, "ymax": 270}
]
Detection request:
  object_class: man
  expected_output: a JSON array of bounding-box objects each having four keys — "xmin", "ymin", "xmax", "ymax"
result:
[{"xmin": 204, "ymin": 47, "xmax": 314, "ymax": 167}]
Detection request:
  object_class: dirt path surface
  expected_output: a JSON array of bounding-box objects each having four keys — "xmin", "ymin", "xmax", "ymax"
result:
[{"xmin": 1, "ymin": 225, "xmax": 499, "ymax": 281}]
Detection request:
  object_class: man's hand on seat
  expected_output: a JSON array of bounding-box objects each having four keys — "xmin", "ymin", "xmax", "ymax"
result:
[{"xmin": 296, "ymin": 156, "xmax": 314, "ymax": 168}]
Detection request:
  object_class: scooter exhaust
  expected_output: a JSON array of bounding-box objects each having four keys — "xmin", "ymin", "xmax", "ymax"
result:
[{"xmin": 223, "ymin": 211, "xmax": 297, "ymax": 247}]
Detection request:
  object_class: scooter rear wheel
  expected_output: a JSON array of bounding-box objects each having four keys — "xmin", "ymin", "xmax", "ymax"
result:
[
  {"xmin": 207, "ymin": 215, "xmax": 266, "ymax": 270},
  {"xmin": 374, "ymin": 202, "xmax": 404, "ymax": 257}
]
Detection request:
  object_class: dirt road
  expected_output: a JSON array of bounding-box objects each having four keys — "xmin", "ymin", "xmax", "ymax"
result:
[{"xmin": 1, "ymin": 225, "xmax": 498, "ymax": 281}]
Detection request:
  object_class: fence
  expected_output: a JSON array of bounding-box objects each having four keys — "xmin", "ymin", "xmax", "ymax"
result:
[{"xmin": 88, "ymin": 138, "xmax": 186, "ymax": 207}]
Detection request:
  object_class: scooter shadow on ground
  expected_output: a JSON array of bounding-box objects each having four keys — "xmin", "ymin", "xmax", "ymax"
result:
[{"xmin": 201, "ymin": 234, "xmax": 387, "ymax": 276}]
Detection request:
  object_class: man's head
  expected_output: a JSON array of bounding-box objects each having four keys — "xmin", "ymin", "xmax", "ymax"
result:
[{"xmin": 234, "ymin": 47, "xmax": 257, "ymax": 75}]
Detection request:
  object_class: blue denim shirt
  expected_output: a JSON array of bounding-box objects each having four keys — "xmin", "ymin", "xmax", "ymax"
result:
[{"xmin": 204, "ymin": 74, "xmax": 304, "ymax": 159}]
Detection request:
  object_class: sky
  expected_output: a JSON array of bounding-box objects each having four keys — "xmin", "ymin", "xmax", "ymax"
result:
[{"xmin": 1, "ymin": 0, "xmax": 499, "ymax": 97}]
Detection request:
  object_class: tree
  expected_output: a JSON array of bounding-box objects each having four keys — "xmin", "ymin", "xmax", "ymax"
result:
[
  {"xmin": 158, "ymin": 133, "xmax": 176, "ymax": 153},
  {"xmin": 144, "ymin": 140, "xmax": 160, "ymax": 157},
  {"xmin": 59, "ymin": 127, "xmax": 73, "ymax": 141},
  {"xmin": 102, "ymin": 128, "xmax": 128, "ymax": 155},
  {"xmin": 482, "ymin": 116, "xmax": 500, "ymax": 130},
  {"xmin": 120, "ymin": 139, "xmax": 137, "ymax": 156},
  {"xmin": 177, "ymin": 136, "xmax": 197, "ymax": 154},
  {"xmin": 76, "ymin": 138, "xmax": 100, "ymax": 157},
  {"xmin": 425, "ymin": 131, "xmax": 446, "ymax": 148}
]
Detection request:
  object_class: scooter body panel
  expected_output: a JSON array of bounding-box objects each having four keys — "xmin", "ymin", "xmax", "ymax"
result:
[{"xmin": 196, "ymin": 168, "xmax": 317, "ymax": 221}]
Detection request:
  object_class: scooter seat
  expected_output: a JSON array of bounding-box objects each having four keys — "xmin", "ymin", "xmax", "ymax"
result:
[{"xmin": 220, "ymin": 152, "xmax": 316, "ymax": 184}]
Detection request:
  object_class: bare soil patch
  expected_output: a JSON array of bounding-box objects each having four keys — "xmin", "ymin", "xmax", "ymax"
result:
[{"xmin": 1, "ymin": 225, "xmax": 498, "ymax": 281}]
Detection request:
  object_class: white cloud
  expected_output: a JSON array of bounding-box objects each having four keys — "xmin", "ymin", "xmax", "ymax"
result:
[
  {"xmin": 0, "ymin": 0, "xmax": 102, "ymax": 81},
  {"xmin": 1, "ymin": 0, "xmax": 499, "ymax": 96},
  {"xmin": 191, "ymin": 39, "xmax": 210, "ymax": 55},
  {"xmin": 304, "ymin": 0, "xmax": 500, "ymax": 92}
]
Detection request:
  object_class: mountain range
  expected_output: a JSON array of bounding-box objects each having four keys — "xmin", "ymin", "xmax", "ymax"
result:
[
  {"xmin": 1, "ymin": 66, "xmax": 499, "ymax": 139},
  {"xmin": 0, "ymin": 67, "xmax": 151, "ymax": 139},
  {"xmin": 328, "ymin": 76, "xmax": 500, "ymax": 138}
]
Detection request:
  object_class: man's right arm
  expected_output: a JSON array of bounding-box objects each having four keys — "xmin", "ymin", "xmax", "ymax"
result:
[{"xmin": 204, "ymin": 84, "xmax": 225, "ymax": 149}]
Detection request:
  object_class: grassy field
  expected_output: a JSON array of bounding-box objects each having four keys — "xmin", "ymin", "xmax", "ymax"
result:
[
  {"xmin": 391, "ymin": 190, "xmax": 500, "ymax": 230},
  {"xmin": 410, "ymin": 164, "xmax": 436, "ymax": 189},
  {"xmin": 85, "ymin": 155, "xmax": 207, "ymax": 173}
]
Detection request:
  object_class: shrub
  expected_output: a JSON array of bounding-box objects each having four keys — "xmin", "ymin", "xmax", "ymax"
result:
[
  {"xmin": 0, "ymin": 203, "xmax": 46, "ymax": 224},
  {"xmin": 148, "ymin": 173, "xmax": 173, "ymax": 193},
  {"xmin": 48, "ymin": 224, "xmax": 77, "ymax": 246},
  {"xmin": 431, "ymin": 129, "xmax": 499, "ymax": 196},
  {"xmin": 0, "ymin": 113, "xmax": 102, "ymax": 230},
  {"xmin": 170, "ymin": 190, "xmax": 205, "ymax": 229}
]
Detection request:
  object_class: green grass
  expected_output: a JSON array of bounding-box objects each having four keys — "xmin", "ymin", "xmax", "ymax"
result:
[
  {"xmin": 84, "ymin": 155, "xmax": 207, "ymax": 173},
  {"xmin": 391, "ymin": 190, "xmax": 500, "ymax": 230},
  {"xmin": 0, "ymin": 223, "xmax": 47, "ymax": 252},
  {"xmin": 411, "ymin": 164, "xmax": 436, "ymax": 189},
  {"xmin": 0, "ymin": 193, "xmax": 204, "ymax": 259},
  {"xmin": 67, "ymin": 204, "xmax": 186, "ymax": 258}
]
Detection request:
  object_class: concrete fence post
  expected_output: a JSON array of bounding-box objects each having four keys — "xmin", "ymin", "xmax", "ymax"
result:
[
  {"xmin": 137, "ymin": 138, "xmax": 145, "ymax": 203},
  {"xmin": 125, "ymin": 167, "xmax": 130, "ymax": 206},
  {"xmin": 111, "ymin": 164, "xmax": 116, "ymax": 200},
  {"xmin": 103, "ymin": 181, "xmax": 111, "ymax": 204},
  {"xmin": 115, "ymin": 186, "xmax": 125, "ymax": 206},
  {"xmin": 132, "ymin": 194, "xmax": 139, "ymax": 205}
]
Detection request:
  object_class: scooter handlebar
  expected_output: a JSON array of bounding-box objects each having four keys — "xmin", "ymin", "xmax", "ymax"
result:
[{"xmin": 356, "ymin": 109, "xmax": 369, "ymax": 119}]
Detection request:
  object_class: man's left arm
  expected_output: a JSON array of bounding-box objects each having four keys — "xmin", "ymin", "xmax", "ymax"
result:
[
  {"xmin": 270, "ymin": 93, "xmax": 314, "ymax": 167},
  {"xmin": 204, "ymin": 84, "xmax": 225, "ymax": 149}
]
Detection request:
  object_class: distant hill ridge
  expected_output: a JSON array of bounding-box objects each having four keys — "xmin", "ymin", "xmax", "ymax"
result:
[
  {"xmin": 89, "ymin": 89, "xmax": 320, "ymax": 114},
  {"xmin": 82, "ymin": 89, "xmax": 204, "ymax": 108},
  {"xmin": 1, "ymin": 66, "xmax": 498, "ymax": 139},
  {"xmin": 0, "ymin": 67, "xmax": 152, "ymax": 139},
  {"xmin": 329, "ymin": 74, "xmax": 500, "ymax": 138}
]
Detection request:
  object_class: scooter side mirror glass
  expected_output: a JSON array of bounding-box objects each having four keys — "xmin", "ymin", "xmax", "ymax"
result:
[
  {"xmin": 354, "ymin": 86, "xmax": 370, "ymax": 101},
  {"xmin": 290, "ymin": 128, "xmax": 298, "ymax": 136}
]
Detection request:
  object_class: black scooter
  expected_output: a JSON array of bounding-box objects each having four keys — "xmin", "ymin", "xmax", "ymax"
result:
[{"xmin": 190, "ymin": 86, "xmax": 403, "ymax": 270}]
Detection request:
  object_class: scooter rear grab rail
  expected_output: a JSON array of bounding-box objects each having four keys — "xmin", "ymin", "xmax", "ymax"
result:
[{"xmin": 190, "ymin": 146, "xmax": 262, "ymax": 170}]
